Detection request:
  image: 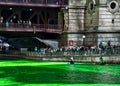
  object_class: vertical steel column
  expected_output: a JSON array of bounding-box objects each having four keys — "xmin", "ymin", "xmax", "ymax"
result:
[{"xmin": 37, "ymin": 13, "xmax": 40, "ymax": 24}]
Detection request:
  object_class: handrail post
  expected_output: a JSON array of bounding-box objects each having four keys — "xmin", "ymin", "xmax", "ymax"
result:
[{"xmin": 26, "ymin": 0, "xmax": 28, "ymax": 3}]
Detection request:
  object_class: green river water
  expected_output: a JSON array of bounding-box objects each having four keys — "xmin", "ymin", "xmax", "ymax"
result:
[{"xmin": 0, "ymin": 60, "xmax": 120, "ymax": 86}]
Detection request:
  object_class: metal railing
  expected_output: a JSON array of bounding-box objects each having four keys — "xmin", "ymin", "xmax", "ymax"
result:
[
  {"xmin": 0, "ymin": 46, "xmax": 120, "ymax": 57},
  {"xmin": 0, "ymin": 23, "xmax": 62, "ymax": 34},
  {"xmin": 0, "ymin": 0, "xmax": 68, "ymax": 7},
  {"xmin": 23, "ymin": 46, "xmax": 120, "ymax": 57}
]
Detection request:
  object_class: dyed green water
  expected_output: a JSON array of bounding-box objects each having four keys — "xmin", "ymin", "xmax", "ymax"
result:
[{"xmin": 0, "ymin": 60, "xmax": 120, "ymax": 86}]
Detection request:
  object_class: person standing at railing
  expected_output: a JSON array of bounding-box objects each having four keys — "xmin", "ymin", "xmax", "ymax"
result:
[
  {"xmin": 107, "ymin": 40, "xmax": 113, "ymax": 55},
  {"xmin": 25, "ymin": 21, "xmax": 29, "ymax": 28},
  {"xmin": 23, "ymin": 21, "xmax": 26, "ymax": 28},
  {"xmin": 9, "ymin": 19, "xmax": 13, "ymax": 28},
  {"xmin": 6, "ymin": 21, "xmax": 9, "ymax": 28},
  {"xmin": 0, "ymin": 20, "xmax": 1, "ymax": 27},
  {"xmin": 77, "ymin": 47, "xmax": 80, "ymax": 55},
  {"xmin": 34, "ymin": 46, "xmax": 38, "ymax": 52},
  {"xmin": 18, "ymin": 20, "xmax": 22, "ymax": 27},
  {"xmin": 99, "ymin": 41, "xmax": 104, "ymax": 49},
  {"xmin": 99, "ymin": 41, "xmax": 104, "ymax": 54},
  {"xmin": 17, "ymin": 20, "xmax": 20, "ymax": 27},
  {"xmin": 0, "ymin": 17, "xmax": 3, "ymax": 27},
  {"xmin": 107, "ymin": 40, "xmax": 111, "ymax": 47},
  {"xmin": 28, "ymin": 20, "xmax": 31, "ymax": 28}
]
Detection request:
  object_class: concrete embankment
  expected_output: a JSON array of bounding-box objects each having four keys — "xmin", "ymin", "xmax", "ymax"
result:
[
  {"xmin": 0, "ymin": 54, "xmax": 120, "ymax": 64},
  {"xmin": 24, "ymin": 55, "xmax": 120, "ymax": 64}
]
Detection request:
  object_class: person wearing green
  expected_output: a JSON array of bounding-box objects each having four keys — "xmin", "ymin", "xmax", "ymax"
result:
[
  {"xmin": 34, "ymin": 46, "xmax": 38, "ymax": 52},
  {"xmin": 99, "ymin": 55, "xmax": 104, "ymax": 65},
  {"xmin": 6, "ymin": 21, "xmax": 9, "ymax": 28}
]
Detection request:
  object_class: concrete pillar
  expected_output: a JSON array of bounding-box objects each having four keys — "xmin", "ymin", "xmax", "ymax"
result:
[
  {"xmin": 60, "ymin": 0, "xmax": 87, "ymax": 47},
  {"xmin": 60, "ymin": 0, "xmax": 120, "ymax": 47},
  {"xmin": 58, "ymin": 11, "xmax": 64, "ymax": 31}
]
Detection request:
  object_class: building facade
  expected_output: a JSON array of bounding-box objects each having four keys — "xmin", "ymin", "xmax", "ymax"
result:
[{"xmin": 61, "ymin": 0, "xmax": 120, "ymax": 47}]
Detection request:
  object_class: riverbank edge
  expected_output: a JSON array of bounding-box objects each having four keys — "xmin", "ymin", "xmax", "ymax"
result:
[{"xmin": 0, "ymin": 54, "xmax": 120, "ymax": 64}]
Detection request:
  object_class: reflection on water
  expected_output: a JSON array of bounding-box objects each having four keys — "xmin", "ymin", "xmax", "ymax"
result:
[{"xmin": 60, "ymin": 63, "xmax": 120, "ymax": 84}]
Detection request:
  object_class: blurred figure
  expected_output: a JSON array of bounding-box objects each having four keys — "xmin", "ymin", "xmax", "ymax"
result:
[
  {"xmin": 0, "ymin": 17, "xmax": 3, "ymax": 27},
  {"xmin": 6, "ymin": 21, "xmax": 9, "ymax": 28},
  {"xmin": 107, "ymin": 40, "xmax": 111, "ymax": 47},
  {"xmin": 99, "ymin": 55, "xmax": 104, "ymax": 65},
  {"xmin": 70, "ymin": 56, "xmax": 74, "ymax": 64},
  {"xmin": 34, "ymin": 46, "xmax": 38, "ymax": 52}
]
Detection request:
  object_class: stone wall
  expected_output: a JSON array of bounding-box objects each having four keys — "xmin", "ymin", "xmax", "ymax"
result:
[
  {"xmin": 25, "ymin": 55, "xmax": 120, "ymax": 64},
  {"xmin": 68, "ymin": 0, "xmax": 86, "ymax": 32},
  {"xmin": 61, "ymin": 0, "xmax": 120, "ymax": 47},
  {"xmin": 97, "ymin": 0, "xmax": 120, "ymax": 46}
]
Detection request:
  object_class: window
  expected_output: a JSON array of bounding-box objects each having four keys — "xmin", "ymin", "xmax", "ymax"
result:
[
  {"xmin": 110, "ymin": 2, "xmax": 116, "ymax": 9},
  {"xmin": 107, "ymin": 0, "xmax": 119, "ymax": 13},
  {"xmin": 90, "ymin": 3, "xmax": 94, "ymax": 10}
]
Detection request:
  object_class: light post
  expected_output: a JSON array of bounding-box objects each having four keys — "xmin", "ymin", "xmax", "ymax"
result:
[{"xmin": 82, "ymin": 35, "xmax": 86, "ymax": 46}]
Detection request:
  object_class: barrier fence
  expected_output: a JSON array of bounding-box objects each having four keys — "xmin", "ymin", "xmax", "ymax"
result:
[
  {"xmin": 0, "ymin": 23, "xmax": 62, "ymax": 33},
  {"xmin": 0, "ymin": 46, "xmax": 120, "ymax": 57},
  {"xmin": 23, "ymin": 46, "xmax": 120, "ymax": 57}
]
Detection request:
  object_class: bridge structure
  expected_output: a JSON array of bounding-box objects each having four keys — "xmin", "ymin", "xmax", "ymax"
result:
[{"xmin": 0, "ymin": 0, "xmax": 68, "ymax": 38}]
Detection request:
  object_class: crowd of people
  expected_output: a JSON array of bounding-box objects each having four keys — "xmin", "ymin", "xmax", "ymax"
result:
[
  {"xmin": 0, "ymin": 17, "xmax": 32, "ymax": 29},
  {"xmin": 34, "ymin": 44, "xmax": 120, "ymax": 56}
]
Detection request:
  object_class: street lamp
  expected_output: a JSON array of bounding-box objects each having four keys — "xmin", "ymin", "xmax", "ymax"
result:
[{"xmin": 82, "ymin": 35, "xmax": 86, "ymax": 46}]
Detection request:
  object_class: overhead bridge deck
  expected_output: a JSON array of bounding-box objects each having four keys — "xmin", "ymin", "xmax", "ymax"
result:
[{"xmin": 0, "ymin": 0, "xmax": 67, "ymax": 7}]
